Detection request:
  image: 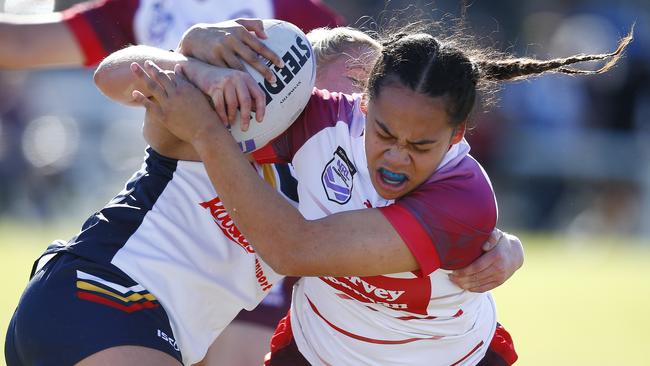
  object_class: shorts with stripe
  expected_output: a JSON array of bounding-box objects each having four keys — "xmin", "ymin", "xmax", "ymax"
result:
[{"xmin": 4, "ymin": 251, "xmax": 182, "ymax": 366}]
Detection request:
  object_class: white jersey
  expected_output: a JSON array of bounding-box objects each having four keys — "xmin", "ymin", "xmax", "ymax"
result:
[
  {"xmin": 253, "ymin": 89, "xmax": 499, "ymax": 365},
  {"xmin": 59, "ymin": 150, "xmax": 293, "ymax": 364}
]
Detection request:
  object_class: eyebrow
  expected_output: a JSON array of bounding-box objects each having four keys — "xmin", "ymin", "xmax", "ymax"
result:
[{"xmin": 376, "ymin": 119, "xmax": 437, "ymax": 145}]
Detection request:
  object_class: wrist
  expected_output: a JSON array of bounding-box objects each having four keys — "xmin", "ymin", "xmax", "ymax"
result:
[
  {"xmin": 183, "ymin": 58, "xmax": 211, "ymax": 93},
  {"xmin": 190, "ymin": 123, "xmax": 234, "ymax": 158}
]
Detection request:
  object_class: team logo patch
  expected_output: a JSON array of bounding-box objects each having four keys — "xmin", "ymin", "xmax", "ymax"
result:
[{"xmin": 321, "ymin": 147, "xmax": 357, "ymax": 204}]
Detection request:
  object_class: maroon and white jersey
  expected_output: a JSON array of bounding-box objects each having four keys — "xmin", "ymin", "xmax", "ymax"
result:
[
  {"xmin": 62, "ymin": 0, "xmax": 344, "ymax": 66},
  {"xmin": 253, "ymin": 89, "xmax": 499, "ymax": 365}
]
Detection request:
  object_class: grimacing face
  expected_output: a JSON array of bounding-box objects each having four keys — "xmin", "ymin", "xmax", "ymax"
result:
[{"xmin": 364, "ymin": 84, "xmax": 464, "ymax": 200}]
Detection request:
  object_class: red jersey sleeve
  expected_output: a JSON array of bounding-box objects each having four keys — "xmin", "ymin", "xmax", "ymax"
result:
[
  {"xmin": 252, "ymin": 88, "xmax": 356, "ymax": 163},
  {"xmin": 273, "ymin": 0, "xmax": 346, "ymax": 32},
  {"xmin": 62, "ymin": 0, "xmax": 139, "ymax": 66},
  {"xmin": 379, "ymin": 157, "xmax": 498, "ymax": 276}
]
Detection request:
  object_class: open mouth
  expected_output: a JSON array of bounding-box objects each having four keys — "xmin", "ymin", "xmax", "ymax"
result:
[{"xmin": 377, "ymin": 167, "xmax": 408, "ymax": 188}]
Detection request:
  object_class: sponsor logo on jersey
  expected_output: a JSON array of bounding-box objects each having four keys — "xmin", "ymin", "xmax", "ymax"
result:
[
  {"xmin": 320, "ymin": 275, "xmax": 431, "ymax": 315},
  {"xmin": 255, "ymin": 257, "xmax": 273, "ymax": 292},
  {"xmin": 200, "ymin": 197, "xmax": 255, "ymax": 253},
  {"xmin": 321, "ymin": 147, "xmax": 357, "ymax": 204}
]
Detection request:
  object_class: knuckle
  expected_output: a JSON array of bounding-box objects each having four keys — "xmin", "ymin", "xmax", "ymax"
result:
[
  {"xmin": 242, "ymin": 49, "xmax": 257, "ymax": 59},
  {"xmin": 213, "ymin": 44, "xmax": 225, "ymax": 55},
  {"xmin": 225, "ymin": 34, "xmax": 236, "ymax": 44}
]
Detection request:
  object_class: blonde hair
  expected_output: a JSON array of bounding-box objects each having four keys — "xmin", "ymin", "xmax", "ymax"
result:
[{"xmin": 307, "ymin": 27, "xmax": 381, "ymax": 71}]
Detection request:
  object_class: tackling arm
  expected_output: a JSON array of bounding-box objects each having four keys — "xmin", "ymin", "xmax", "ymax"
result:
[
  {"xmin": 194, "ymin": 126, "xmax": 419, "ymax": 277},
  {"xmin": 130, "ymin": 61, "xmax": 419, "ymax": 277},
  {"xmin": 93, "ymin": 45, "xmax": 188, "ymax": 106}
]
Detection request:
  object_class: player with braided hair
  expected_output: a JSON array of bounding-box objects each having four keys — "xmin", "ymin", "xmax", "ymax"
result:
[
  {"xmin": 4, "ymin": 19, "xmax": 528, "ymax": 365},
  {"xmin": 129, "ymin": 20, "xmax": 632, "ymax": 365}
]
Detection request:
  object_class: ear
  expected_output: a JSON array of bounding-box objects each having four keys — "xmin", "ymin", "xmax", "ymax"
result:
[
  {"xmin": 360, "ymin": 94, "xmax": 368, "ymax": 115},
  {"xmin": 450, "ymin": 122, "xmax": 466, "ymax": 145}
]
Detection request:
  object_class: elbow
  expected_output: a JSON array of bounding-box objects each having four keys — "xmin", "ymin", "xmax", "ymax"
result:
[
  {"xmin": 93, "ymin": 62, "xmax": 112, "ymax": 96},
  {"xmin": 93, "ymin": 60, "xmax": 133, "ymax": 104},
  {"xmin": 254, "ymin": 236, "xmax": 317, "ymax": 277},
  {"xmin": 260, "ymin": 250, "xmax": 302, "ymax": 277},
  {"xmin": 248, "ymin": 219, "xmax": 324, "ymax": 276}
]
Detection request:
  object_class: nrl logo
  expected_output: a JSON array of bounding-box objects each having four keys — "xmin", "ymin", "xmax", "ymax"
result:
[{"xmin": 321, "ymin": 147, "xmax": 357, "ymax": 204}]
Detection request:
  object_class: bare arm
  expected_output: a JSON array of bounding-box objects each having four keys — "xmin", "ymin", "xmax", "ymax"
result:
[
  {"xmin": 95, "ymin": 44, "xmax": 267, "ymax": 125},
  {"xmin": 95, "ymin": 46, "xmax": 267, "ymax": 161},
  {"xmin": 94, "ymin": 45, "xmax": 188, "ymax": 106},
  {"xmin": 132, "ymin": 62, "xmax": 419, "ymax": 277},
  {"xmin": 195, "ymin": 121, "xmax": 418, "ymax": 277},
  {"xmin": 0, "ymin": 12, "xmax": 84, "ymax": 68},
  {"xmin": 94, "ymin": 46, "xmax": 209, "ymax": 161}
]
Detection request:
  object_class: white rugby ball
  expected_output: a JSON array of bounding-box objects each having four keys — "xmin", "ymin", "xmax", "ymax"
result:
[{"xmin": 229, "ymin": 19, "xmax": 316, "ymax": 153}]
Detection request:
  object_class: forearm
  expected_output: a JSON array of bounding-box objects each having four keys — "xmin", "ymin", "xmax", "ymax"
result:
[
  {"xmin": 0, "ymin": 13, "xmax": 84, "ymax": 69},
  {"xmin": 192, "ymin": 126, "xmax": 417, "ymax": 276},
  {"xmin": 131, "ymin": 59, "xmax": 418, "ymax": 276},
  {"xmin": 192, "ymin": 126, "xmax": 315, "ymax": 275},
  {"xmin": 94, "ymin": 45, "xmax": 189, "ymax": 105}
]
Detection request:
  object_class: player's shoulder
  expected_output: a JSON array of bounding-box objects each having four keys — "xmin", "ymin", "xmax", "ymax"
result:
[
  {"xmin": 415, "ymin": 155, "xmax": 494, "ymax": 200},
  {"xmin": 303, "ymin": 89, "xmax": 362, "ymax": 128},
  {"xmin": 405, "ymin": 154, "xmax": 496, "ymax": 223}
]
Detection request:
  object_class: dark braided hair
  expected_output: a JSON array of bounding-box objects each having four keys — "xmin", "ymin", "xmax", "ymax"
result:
[{"xmin": 366, "ymin": 24, "xmax": 634, "ymax": 127}]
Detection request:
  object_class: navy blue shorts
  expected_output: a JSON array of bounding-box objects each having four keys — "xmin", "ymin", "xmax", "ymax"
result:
[{"xmin": 4, "ymin": 252, "xmax": 183, "ymax": 365}]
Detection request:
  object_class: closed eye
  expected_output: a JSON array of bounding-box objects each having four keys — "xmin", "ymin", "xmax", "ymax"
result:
[
  {"xmin": 411, "ymin": 144, "xmax": 432, "ymax": 153},
  {"xmin": 377, "ymin": 130, "xmax": 393, "ymax": 140}
]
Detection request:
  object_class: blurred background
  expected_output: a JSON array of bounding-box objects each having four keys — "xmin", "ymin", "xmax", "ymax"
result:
[{"xmin": 1, "ymin": 0, "xmax": 649, "ymax": 365}]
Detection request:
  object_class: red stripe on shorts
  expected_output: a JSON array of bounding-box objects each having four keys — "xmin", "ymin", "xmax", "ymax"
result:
[{"xmin": 77, "ymin": 291, "xmax": 159, "ymax": 313}]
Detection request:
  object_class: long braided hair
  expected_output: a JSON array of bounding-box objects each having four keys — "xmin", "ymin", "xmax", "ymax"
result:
[{"xmin": 366, "ymin": 21, "xmax": 634, "ymax": 127}]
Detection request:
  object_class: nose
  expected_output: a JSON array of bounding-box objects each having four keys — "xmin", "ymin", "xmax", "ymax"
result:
[{"xmin": 384, "ymin": 145, "xmax": 410, "ymax": 166}]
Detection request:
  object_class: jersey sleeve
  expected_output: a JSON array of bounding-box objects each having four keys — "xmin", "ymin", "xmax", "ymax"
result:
[
  {"xmin": 252, "ymin": 88, "xmax": 356, "ymax": 164},
  {"xmin": 273, "ymin": 0, "xmax": 346, "ymax": 32},
  {"xmin": 62, "ymin": 0, "xmax": 138, "ymax": 66},
  {"xmin": 379, "ymin": 158, "xmax": 498, "ymax": 276}
]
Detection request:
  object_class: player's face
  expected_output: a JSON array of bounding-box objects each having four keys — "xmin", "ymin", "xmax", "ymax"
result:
[
  {"xmin": 315, "ymin": 49, "xmax": 373, "ymax": 94},
  {"xmin": 364, "ymin": 84, "xmax": 464, "ymax": 200}
]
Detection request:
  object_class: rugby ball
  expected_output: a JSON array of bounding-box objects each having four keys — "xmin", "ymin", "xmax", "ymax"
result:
[{"xmin": 229, "ymin": 19, "xmax": 316, "ymax": 153}]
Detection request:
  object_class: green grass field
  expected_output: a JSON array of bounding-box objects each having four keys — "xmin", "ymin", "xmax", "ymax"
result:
[{"xmin": 1, "ymin": 222, "xmax": 649, "ymax": 365}]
